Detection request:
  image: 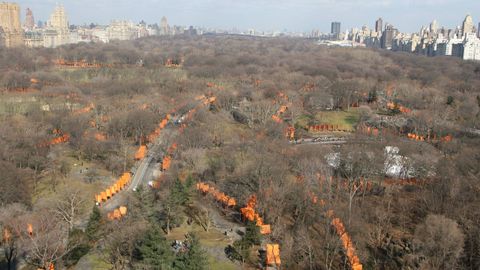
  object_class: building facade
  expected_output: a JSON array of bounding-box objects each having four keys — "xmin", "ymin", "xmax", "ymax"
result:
[
  {"xmin": 375, "ymin": 18, "xmax": 383, "ymax": 33},
  {"xmin": 43, "ymin": 5, "xmax": 70, "ymax": 48},
  {"xmin": 107, "ymin": 20, "xmax": 136, "ymax": 41},
  {"xmin": 331, "ymin": 22, "xmax": 341, "ymax": 38},
  {"xmin": 24, "ymin": 8, "xmax": 34, "ymax": 30},
  {"xmin": 0, "ymin": 2, "xmax": 23, "ymax": 47}
]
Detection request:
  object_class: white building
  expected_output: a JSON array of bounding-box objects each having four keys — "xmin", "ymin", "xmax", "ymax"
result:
[
  {"xmin": 437, "ymin": 37, "xmax": 462, "ymax": 56},
  {"xmin": 107, "ymin": 20, "xmax": 136, "ymax": 41},
  {"xmin": 462, "ymin": 33, "xmax": 480, "ymax": 60},
  {"xmin": 45, "ymin": 4, "xmax": 70, "ymax": 48}
]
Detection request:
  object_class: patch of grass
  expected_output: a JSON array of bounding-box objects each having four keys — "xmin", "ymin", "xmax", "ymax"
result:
[
  {"xmin": 166, "ymin": 223, "xmax": 231, "ymax": 247},
  {"xmin": 207, "ymin": 255, "xmax": 239, "ymax": 270},
  {"xmin": 314, "ymin": 109, "xmax": 361, "ymax": 131},
  {"xmin": 74, "ymin": 252, "xmax": 111, "ymax": 270},
  {"xmin": 167, "ymin": 223, "xmax": 240, "ymax": 269},
  {"xmin": 295, "ymin": 114, "xmax": 313, "ymax": 129}
]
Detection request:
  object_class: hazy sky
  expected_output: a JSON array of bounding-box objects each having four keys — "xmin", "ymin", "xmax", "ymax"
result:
[{"xmin": 16, "ymin": 0, "xmax": 480, "ymax": 33}]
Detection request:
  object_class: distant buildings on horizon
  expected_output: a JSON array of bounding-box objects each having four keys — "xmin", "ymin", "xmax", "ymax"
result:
[
  {"xmin": 0, "ymin": 2, "xmax": 300, "ymax": 49},
  {"xmin": 0, "ymin": 1, "xmax": 479, "ymax": 62},
  {"xmin": 320, "ymin": 15, "xmax": 480, "ymax": 61},
  {"xmin": 0, "ymin": 2, "xmax": 210, "ymax": 48}
]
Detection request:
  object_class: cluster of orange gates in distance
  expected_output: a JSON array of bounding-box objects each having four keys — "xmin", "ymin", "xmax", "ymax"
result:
[
  {"xmin": 94, "ymin": 172, "xmax": 132, "ymax": 205},
  {"xmin": 135, "ymin": 145, "xmax": 147, "ymax": 160},
  {"xmin": 206, "ymin": 82, "xmax": 225, "ymax": 91},
  {"xmin": 302, "ymin": 82, "xmax": 315, "ymax": 92},
  {"xmin": 196, "ymin": 183, "xmax": 279, "ymax": 267},
  {"xmin": 406, "ymin": 133, "xmax": 453, "ymax": 143},
  {"xmin": 74, "ymin": 103, "xmax": 95, "ymax": 115},
  {"xmin": 150, "ymin": 97, "xmax": 217, "ymax": 187},
  {"xmin": 196, "ymin": 182, "xmax": 237, "ymax": 207},
  {"xmin": 308, "ymin": 124, "xmax": 351, "ymax": 133},
  {"xmin": 165, "ymin": 58, "xmax": 183, "ymax": 68},
  {"xmin": 358, "ymin": 125, "xmax": 454, "ymax": 143},
  {"xmin": 54, "ymin": 59, "xmax": 112, "ymax": 69},
  {"xmin": 272, "ymin": 92, "xmax": 290, "ymax": 124},
  {"xmin": 107, "ymin": 206, "xmax": 128, "ymax": 220},
  {"xmin": 39, "ymin": 102, "xmax": 98, "ymax": 148},
  {"xmin": 285, "ymin": 126, "xmax": 295, "ymax": 141},
  {"xmin": 240, "ymin": 195, "xmax": 272, "ymax": 235},
  {"xmin": 272, "ymin": 105, "xmax": 288, "ymax": 123},
  {"xmin": 94, "ymin": 132, "xmax": 107, "ymax": 141},
  {"xmin": 161, "ymin": 142, "xmax": 177, "ymax": 171},
  {"xmin": 38, "ymin": 129, "xmax": 70, "ymax": 147},
  {"xmin": 387, "ymin": 102, "xmax": 412, "ymax": 114},
  {"xmin": 147, "ymin": 114, "xmax": 171, "ymax": 142}
]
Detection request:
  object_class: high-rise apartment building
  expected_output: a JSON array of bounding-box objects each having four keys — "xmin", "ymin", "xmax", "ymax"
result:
[
  {"xmin": 0, "ymin": 2, "xmax": 23, "ymax": 47},
  {"xmin": 375, "ymin": 18, "xmax": 383, "ymax": 33},
  {"xmin": 44, "ymin": 4, "xmax": 70, "ymax": 47},
  {"xmin": 430, "ymin": 20, "xmax": 438, "ymax": 34},
  {"xmin": 25, "ymin": 8, "xmax": 34, "ymax": 30},
  {"xmin": 107, "ymin": 20, "xmax": 136, "ymax": 41},
  {"xmin": 462, "ymin": 15, "xmax": 474, "ymax": 36},
  {"xmin": 381, "ymin": 24, "xmax": 397, "ymax": 50},
  {"xmin": 331, "ymin": 22, "xmax": 341, "ymax": 39},
  {"xmin": 160, "ymin": 16, "xmax": 170, "ymax": 35}
]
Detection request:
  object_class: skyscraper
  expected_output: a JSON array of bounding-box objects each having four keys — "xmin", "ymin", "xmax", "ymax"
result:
[
  {"xmin": 429, "ymin": 20, "xmax": 438, "ymax": 34},
  {"xmin": 462, "ymin": 15, "xmax": 474, "ymax": 36},
  {"xmin": 381, "ymin": 24, "xmax": 397, "ymax": 50},
  {"xmin": 0, "ymin": 2, "xmax": 23, "ymax": 47},
  {"xmin": 375, "ymin": 18, "xmax": 383, "ymax": 33},
  {"xmin": 331, "ymin": 22, "xmax": 341, "ymax": 39},
  {"xmin": 45, "ymin": 5, "xmax": 70, "ymax": 48},
  {"xmin": 160, "ymin": 16, "xmax": 169, "ymax": 35},
  {"xmin": 25, "ymin": 8, "xmax": 34, "ymax": 30},
  {"xmin": 48, "ymin": 5, "xmax": 68, "ymax": 31}
]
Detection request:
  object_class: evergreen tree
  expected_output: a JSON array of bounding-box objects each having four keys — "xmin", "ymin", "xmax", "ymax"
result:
[
  {"xmin": 170, "ymin": 178, "xmax": 190, "ymax": 206},
  {"xmin": 85, "ymin": 206, "xmax": 101, "ymax": 241},
  {"xmin": 174, "ymin": 233, "xmax": 208, "ymax": 270},
  {"xmin": 134, "ymin": 185, "xmax": 156, "ymax": 221},
  {"xmin": 184, "ymin": 175, "xmax": 195, "ymax": 190},
  {"xmin": 137, "ymin": 225, "xmax": 174, "ymax": 270},
  {"xmin": 243, "ymin": 221, "xmax": 262, "ymax": 246},
  {"xmin": 230, "ymin": 222, "xmax": 262, "ymax": 263}
]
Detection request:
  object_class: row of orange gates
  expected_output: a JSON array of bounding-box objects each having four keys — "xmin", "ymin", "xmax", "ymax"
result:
[
  {"xmin": 196, "ymin": 182, "xmax": 280, "ymax": 267},
  {"xmin": 269, "ymin": 95, "xmax": 359, "ymax": 269},
  {"xmin": 309, "ymin": 190, "xmax": 363, "ymax": 270},
  {"xmin": 94, "ymin": 172, "xmax": 132, "ymax": 205},
  {"xmin": 126, "ymin": 96, "xmax": 217, "ymax": 191},
  {"xmin": 95, "ymin": 113, "xmax": 174, "ymax": 206},
  {"xmin": 308, "ymin": 124, "xmax": 351, "ymax": 133},
  {"xmin": 358, "ymin": 125, "xmax": 454, "ymax": 143},
  {"xmin": 107, "ymin": 206, "xmax": 128, "ymax": 220}
]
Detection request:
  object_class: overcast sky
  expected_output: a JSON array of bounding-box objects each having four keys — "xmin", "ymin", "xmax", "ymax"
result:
[{"xmin": 16, "ymin": 0, "xmax": 480, "ymax": 33}]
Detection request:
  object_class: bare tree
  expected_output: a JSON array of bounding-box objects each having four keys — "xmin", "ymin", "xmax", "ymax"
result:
[
  {"xmin": 53, "ymin": 189, "xmax": 86, "ymax": 231},
  {"xmin": 0, "ymin": 204, "xmax": 29, "ymax": 270},
  {"xmin": 413, "ymin": 214, "xmax": 465, "ymax": 269},
  {"xmin": 23, "ymin": 209, "xmax": 76, "ymax": 269}
]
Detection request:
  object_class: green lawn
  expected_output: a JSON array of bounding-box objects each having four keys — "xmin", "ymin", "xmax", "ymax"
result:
[
  {"xmin": 74, "ymin": 252, "xmax": 112, "ymax": 270},
  {"xmin": 167, "ymin": 223, "xmax": 240, "ymax": 270},
  {"xmin": 313, "ymin": 108, "xmax": 361, "ymax": 131}
]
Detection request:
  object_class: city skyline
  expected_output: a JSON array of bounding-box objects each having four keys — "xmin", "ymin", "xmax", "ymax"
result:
[{"xmin": 15, "ymin": 0, "xmax": 480, "ymax": 33}]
